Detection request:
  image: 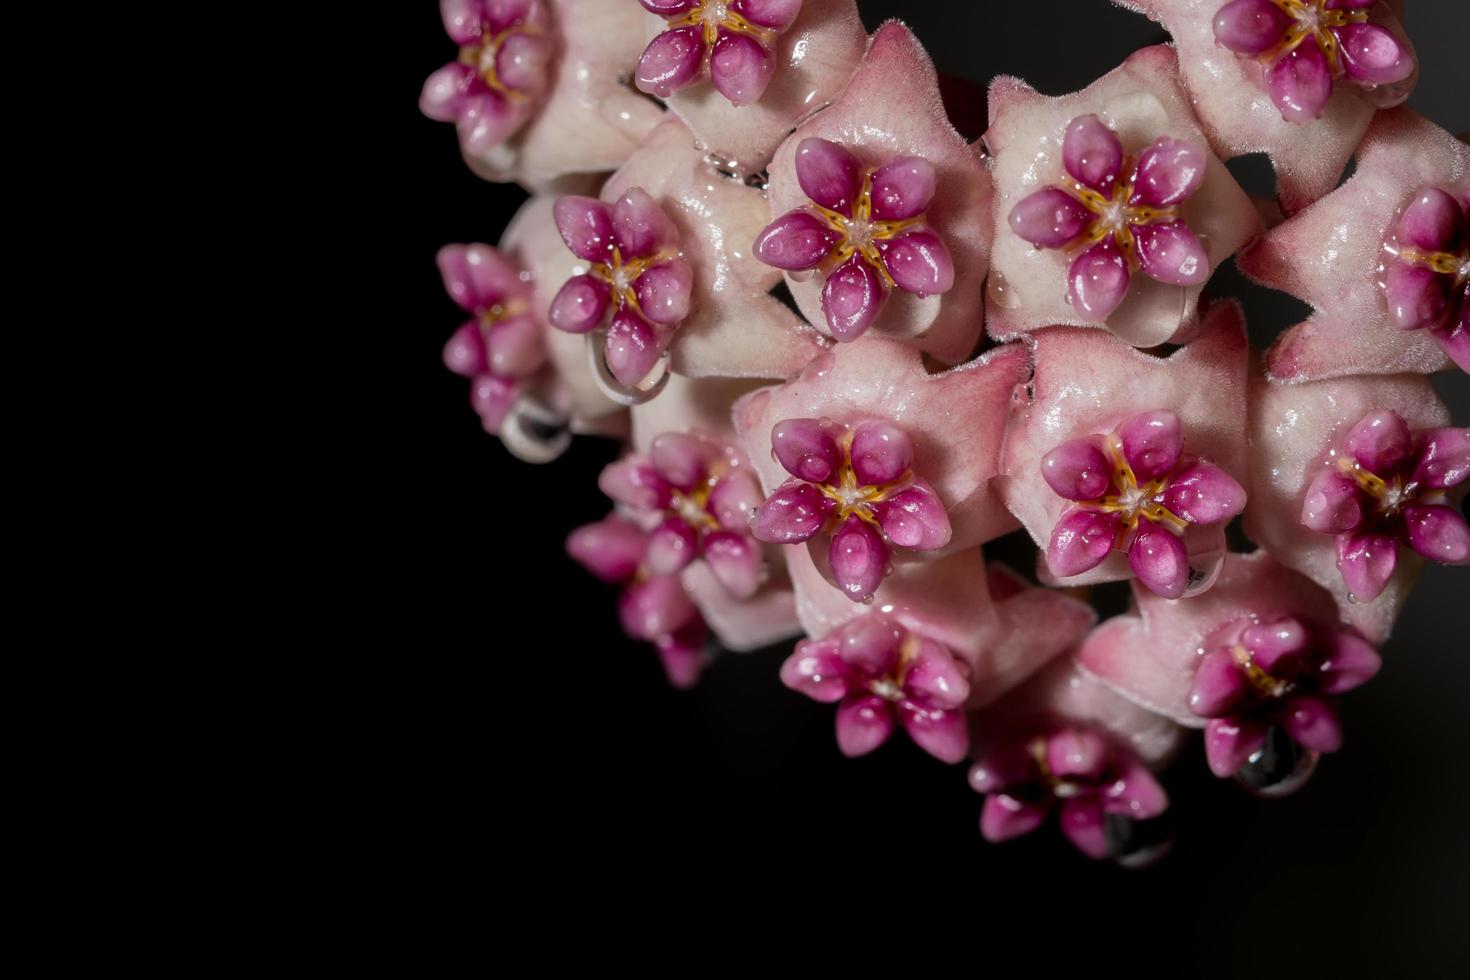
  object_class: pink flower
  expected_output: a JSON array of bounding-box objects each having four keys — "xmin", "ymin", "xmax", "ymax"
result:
[
  {"xmin": 566, "ymin": 513, "xmax": 710, "ymax": 688},
  {"xmin": 999, "ymin": 302, "xmax": 1250, "ymax": 598},
  {"xmin": 597, "ymin": 431, "xmax": 767, "ymax": 599},
  {"xmin": 1008, "ymin": 114, "xmax": 1210, "ymax": 323},
  {"xmin": 781, "ymin": 614, "xmax": 972, "ymax": 762},
  {"xmin": 421, "ymin": 0, "xmax": 663, "ymax": 187},
  {"xmin": 749, "ymin": 417, "xmax": 951, "ymax": 602},
  {"xmin": 1212, "ymin": 0, "xmax": 1414, "ymax": 123},
  {"xmin": 757, "ymin": 24, "xmax": 992, "ymax": 361},
  {"xmin": 984, "ymin": 47, "xmax": 1259, "ymax": 346},
  {"xmin": 1246, "ymin": 371, "xmax": 1458, "ymax": 642},
  {"xmin": 548, "ymin": 189, "xmax": 695, "ymax": 394},
  {"xmin": 755, "ymin": 137, "xmax": 955, "ymax": 343},
  {"xmin": 1239, "ymin": 109, "xmax": 1469, "ymax": 382},
  {"xmin": 634, "ymin": 0, "xmax": 803, "ymax": 107}
]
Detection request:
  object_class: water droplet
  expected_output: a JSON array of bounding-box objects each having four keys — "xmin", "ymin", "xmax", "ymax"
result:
[
  {"xmin": 499, "ymin": 393, "xmax": 572, "ymax": 464},
  {"xmin": 860, "ymin": 593, "xmax": 875, "ymax": 605},
  {"xmin": 1062, "ymin": 291, "xmax": 1073, "ymax": 306},
  {"xmin": 587, "ymin": 332, "xmax": 672, "ymax": 406},
  {"xmin": 986, "ymin": 271, "xmax": 1021, "ymax": 309},
  {"xmin": 789, "ymin": 268, "xmax": 816, "ymax": 284},
  {"xmin": 1346, "ymin": 592, "xmax": 1359, "ymax": 604}
]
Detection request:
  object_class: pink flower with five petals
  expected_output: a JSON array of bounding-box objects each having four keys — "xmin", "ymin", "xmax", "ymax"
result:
[{"xmin": 634, "ymin": 0, "xmax": 803, "ymax": 107}]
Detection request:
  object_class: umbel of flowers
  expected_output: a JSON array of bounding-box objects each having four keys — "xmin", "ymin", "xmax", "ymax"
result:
[{"xmin": 422, "ymin": 1, "xmax": 1467, "ymax": 863}]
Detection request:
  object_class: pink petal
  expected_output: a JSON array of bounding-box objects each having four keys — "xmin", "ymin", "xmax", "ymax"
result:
[
  {"xmin": 848, "ymin": 420, "xmax": 913, "ymax": 486},
  {"xmin": 869, "ymin": 157, "xmax": 936, "ymax": 221},
  {"xmin": 1058, "ymin": 797, "xmax": 1109, "ymax": 860},
  {"xmin": 566, "ymin": 514, "xmax": 648, "ymax": 584},
  {"xmin": 820, "ymin": 255, "xmax": 887, "ymax": 341},
  {"xmin": 703, "ymin": 530, "xmax": 763, "ymax": 599},
  {"xmin": 552, "ymin": 196, "xmax": 615, "ymax": 263},
  {"xmin": 442, "ymin": 322, "xmax": 488, "ymax": 377},
  {"xmin": 1242, "ymin": 619, "xmax": 1310, "ymax": 679},
  {"xmin": 1188, "ymin": 649, "xmax": 1249, "ymax": 718},
  {"xmin": 634, "ymin": 259, "xmax": 694, "ymax": 327},
  {"xmin": 836, "ymin": 615, "xmax": 903, "ymax": 676},
  {"xmin": 437, "ymin": 243, "xmax": 519, "ymax": 312},
  {"xmin": 1317, "ymin": 631, "xmax": 1383, "ymax": 695},
  {"xmin": 1067, "ymin": 239, "xmax": 1131, "ymax": 321},
  {"xmin": 875, "ymin": 230, "xmax": 955, "ymax": 297},
  {"xmin": 772, "ymin": 418, "xmax": 842, "ymax": 484},
  {"xmin": 980, "ymin": 793, "xmax": 1050, "ymax": 843},
  {"xmin": 1008, "ymin": 188, "xmax": 1092, "ymax": 249},
  {"xmin": 605, "ymin": 310, "xmax": 669, "ymax": 388},
  {"xmin": 1128, "ymin": 521, "xmax": 1189, "ymax": 599},
  {"xmin": 780, "ymin": 638, "xmax": 852, "ymax": 703},
  {"xmin": 835, "ymin": 693, "xmax": 895, "ymax": 757},
  {"xmin": 485, "ymin": 313, "xmax": 545, "ymax": 378},
  {"xmin": 1336, "ymin": 528, "xmax": 1399, "ymax": 601},
  {"xmin": 1117, "ymin": 410, "xmax": 1184, "ymax": 482},
  {"xmin": 599, "ymin": 457, "xmax": 674, "ymax": 512},
  {"xmin": 482, "ymin": 0, "xmax": 535, "ymax": 34},
  {"xmin": 547, "ymin": 274, "xmax": 611, "ymax": 334},
  {"xmin": 1344, "ymin": 410, "xmax": 1413, "ymax": 474},
  {"xmin": 1062, "ymin": 114, "xmax": 1124, "ymax": 194},
  {"xmin": 1212, "ymin": 0, "xmax": 1292, "ymax": 56},
  {"xmin": 1160, "ymin": 461, "xmax": 1247, "ymax": 526},
  {"xmin": 731, "ymin": 0, "xmax": 802, "ymax": 31},
  {"xmin": 1384, "ymin": 261, "xmax": 1448, "ymax": 332},
  {"xmin": 1045, "ymin": 729, "xmax": 1107, "ymax": 781},
  {"xmin": 1130, "ymin": 138, "xmax": 1207, "ymax": 207},
  {"xmin": 645, "ymin": 517, "xmax": 698, "ymax": 576},
  {"xmin": 709, "ymin": 28, "xmax": 775, "ymax": 107},
  {"xmin": 1300, "ymin": 468, "xmax": 1366, "ymax": 534},
  {"xmin": 1404, "ymin": 504, "xmax": 1470, "ymax": 564},
  {"xmin": 440, "ymin": 0, "xmax": 484, "ymax": 44},
  {"xmin": 612, "ymin": 186, "xmax": 678, "ymax": 258},
  {"xmin": 635, "ymin": 25, "xmax": 707, "ymax": 100},
  {"xmin": 1413, "ymin": 427, "xmax": 1470, "ymax": 489},
  {"xmin": 1336, "ymin": 23, "xmax": 1413, "ymax": 85},
  {"xmin": 1266, "ymin": 39, "xmax": 1332, "ymax": 123},
  {"xmin": 1134, "ymin": 221, "xmax": 1210, "ymax": 286},
  {"xmin": 872, "ymin": 481, "xmax": 952, "ymax": 552},
  {"xmin": 1047, "ymin": 508, "xmax": 1122, "ymax": 579},
  {"xmin": 753, "ymin": 210, "xmax": 840, "ymax": 271},
  {"xmin": 618, "ymin": 574, "xmax": 698, "ymax": 641},
  {"xmin": 639, "ymin": 0, "xmax": 699, "ymax": 13},
  {"xmin": 1102, "ymin": 761, "xmax": 1169, "ymax": 820},
  {"xmin": 750, "ymin": 480, "xmax": 835, "ymax": 544},
  {"xmin": 828, "ymin": 515, "xmax": 889, "ymax": 602},
  {"xmin": 707, "ymin": 468, "xmax": 764, "ymax": 532},
  {"xmin": 648, "ymin": 432, "xmax": 714, "ymax": 490},
  {"xmin": 469, "ymin": 374, "xmax": 518, "ymax": 433},
  {"xmin": 655, "ymin": 622, "xmax": 708, "ymax": 690},
  {"xmin": 1204, "ymin": 717, "xmax": 1269, "ymax": 778},
  {"xmin": 1041, "ymin": 437, "xmax": 1113, "ymax": 502},
  {"xmin": 1282, "ymin": 695, "xmax": 1343, "ymax": 753},
  {"xmin": 902, "ymin": 638, "xmax": 971, "ymax": 710},
  {"xmin": 457, "ymin": 89, "xmax": 529, "ymax": 157},
  {"xmin": 1394, "ymin": 187, "xmax": 1463, "ymax": 252},
  {"xmin": 794, "ymin": 137, "xmax": 862, "ymax": 217},
  {"xmin": 969, "ymin": 742, "xmax": 1037, "ymax": 795},
  {"xmin": 899, "ymin": 703, "xmax": 969, "ymax": 763},
  {"xmin": 495, "ymin": 31, "xmax": 552, "ymax": 94},
  {"xmin": 420, "ymin": 62, "xmax": 474, "ymax": 122}
]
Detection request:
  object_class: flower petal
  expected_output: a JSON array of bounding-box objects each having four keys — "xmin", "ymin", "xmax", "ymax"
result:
[
  {"xmin": 1102, "ymin": 760, "xmax": 1169, "ymax": 820},
  {"xmin": 780, "ymin": 637, "xmax": 852, "ymax": 703},
  {"xmin": 440, "ymin": 0, "xmax": 485, "ymax": 44},
  {"xmin": 1118, "ymin": 410, "xmax": 1184, "ymax": 482},
  {"xmin": 634, "ymin": 258, "xmax": 694, "ymax": 327},
  {"xmin": 902, "ymin": 638, "xmax": 971, "ymax": 710},
  {"xmin": 1404, "ymin": 504, "xmax": 1470, "ymax": 564},
  {"xmin": 619, "ymin": 574, "xmax": 698, "ymax": 641},
  {"xmin": 553, "ymin": 196, "xmax": 616, "ymax": 263},
  {"xmin": 849, "ymin": 420, "xmax": 913, "ymax": 486},
  {"xmin": 1385, "ymin": 261, "xmax": 1449, "ymax": 332},
  {"xmin": 828, "ymin": 514, "xmax": 890, "ymax": 602},
  {"xmin": 1134, "ymin": 221, "xmax": 1210, "ymax": 287},
  {"xmin": 710, "ymin": 27, "xmax": 775, "ymax": 107},
  {"xmin": 899, "ymin": 703, "xmax": 969, "ymax": 763},
  {"xmin": 1041, "ymin": 436, "xmax": 1113, "ymax": 502},
  {"xmin": 1128, "ymin": 521, "xmax": 1188, "ymax": 599},
  {"xmin": 1212, "ymin": 0, "xmax": 1292, "ymax": 56},
  {"xmin": 635, "ymin": 25, "xmax": 707, "ymax": 100},
  {"xmin": 869, "ymin": 156, "xmax": 936, "ymax": 221},
  {"xmin": 420, "ymin": 62, "xmax": 475, "ymax": 122},
  {"xmin": 599, "ymin": 456, "xmax": 674, "ymax": 511},
  {"xmin": 1204, "ymin": 717, "xmax": 1269, "ymax": 778},
  {"xmin": 437, "ymin": 243, "xmax": 521, "ymax": 312},
  {"xmin": 547, "ymin": 274, "xmax": 611, "ymax": 333},
  {"xmin": 873, "ymin": 481, "xmax": 952, "ymax": 552},
  {"xmin": 1317, "ymin": 631, "xmax": 1382, "ymax": 695},
  {"xmin": 794, "ymin": 137, "xmax": 862, "ymax": 217},
  {"xmin": 708, "ymin": 468, "xmax": 764, "ymax": 531},
  {"xmin": 835, "ymin": 693, "xmax": 895, "ymax": 757},
  {"xmin": 1045, "ymin": 729, "xmax": 1108, "ymax": 781},
  {"xmin": 566, "ymin": 514, "xmax": 647, "ymax": 583},
  {"xmin": 732, "ymin": 0, "xmax": 802, "ymax": 31},
  {"xmin": 835, "ymin": 615, "xmax": 903, "ymax": 676},
  {"xmin": 1241, "ymin": 618, "xmax": 1310, "ymax": 677},
  {"xmin": 604, "ymin": 310, "xmax": 669, "ymax": 388},
  {"xmin": 655, "ymin": 621, "xmax": 708, "ymax": 690},
  {"xmin": 1062, "ymin": 114, "xmax": 1124, "ymax": 194},
  {"xmin": 1188, "ymin": 649, "xmax": 1248, "ymax": 718},
  {"xmin": 1394, "ymin": 187, "xmax": 1463, "ymax": 252},
  {"xmin": 875, "ymin": 230, "xmax": 955, "ymax": 297},
  {"xmin": 1161, "ymin": 461, "xmax": 1247, "ymax": 525},
  {"xmin": 1047, "ymin": 508, "xmax": 1122, "ymax": 579},
  {"xmin": 980, "ymin": 793, "xmax": 1050, "ymax": 843},
  {"xmin": 1131, "ymin": 138, "xmax": 1207, "ymax": 207},
  {"xmin": 1059, "ymin": 797, "xmax": 1109, "ymax": 860},
  {"xmin": 1067, "ymin": 239, "xmax": 1131, "ymax": 321},
  {"xmin": 1344, "ymin": 409, "xmax": 1413, "ymax": 474},
  {"xmin": 1266, "ymin": 39, "xmax": 1333, "ymax": 123},
  {"xmin": 1336, "ymin": 23, "xmax": 1414, "ymax": 85},
  {"xmin": 750, "ymin": 480, "xmax": 835, "ymax": 543},
  {"xmin": 1336, "ymin": 528, "xmax": 1399, "ymax": 601},
  {"xmin": 771, "ymin": 418, "xmax": 841, "ymax": 484},
  {"xmin": 702, "ymin": 529, "xmax": 763, "ymax": 599},
  {"xmin": 469, "ymin": 374, "xmax": 519, "ymax": 433},
  {"xmin": 753, "ymin": 210, "xmax": 840, "ymax": 271},
  {"xmin": 820, "ymin": 254, "xmax": 887, "ymax": 341},
  {"xmin": 1008, "ymin": 188, "xmax": 1092, "ymax": 250},
  {"xmin": 485, "ymin": 313, "xmax": 545, "ymax": 378},
  {"xmin": 612, "ymin": 186, "xmax": 678, "ymax": 258},
  {"xmin": 443, "ymin": 322, "xmax": 488, "ymax": 378},
  {"xmin": 1283, "ymin": 695, "xmax": 1343, "ymax": 753},
  {"xmin": 495, "ymin": 30, "xmax": 553, "ymax": 94},
  {"xmin": 1300, "ymin": 468, "xmax": 1365, "ymax": 534},
  {"xmin": 1413, "ymin": 427, "xmax": 1470, "ymax": 489},
  {"xmin": 645, "ymin": 517, "xmax": 698, "ymax": 576}
]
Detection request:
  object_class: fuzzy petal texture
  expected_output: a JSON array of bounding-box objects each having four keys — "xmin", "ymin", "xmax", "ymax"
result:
[
  {"xmin": 984, "ymin": 46, "xmax": 1259, "ymax": 346},
  {"xmin": 1111, "ymin": 0, "xmax": 1418, "ymax": 213},
  {"xmin": 1238, "ymin": 109, "xmax": 1466, "ymax": 382},
  {"xmin": 1245, "ymin": 371, "xmax": 1452, "ymax": 642},
  {"xmin": 735, "ymin": 337, "xmax": 1030, "ymax": 560},
  {"xmin": 681, "ymin": 559, "xmax": 801, "ymax": 652},
  {"xmin": 765, "ymin": 22, "xmax": 994, "ymax": 364},
  {"xmin": 997, "ymin": 302, "xmax": 1249, "ymax": 588}
]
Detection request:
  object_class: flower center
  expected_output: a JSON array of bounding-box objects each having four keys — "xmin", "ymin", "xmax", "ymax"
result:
[
  {"xmin": 1259, "ymin": 0, "xmax": 1368, "ymax": 76},
  {"xmin": 1398, "ymin": 244, "xmax": 1470, "ymax": 286},
  {"xmin": 1334, "ymin": 456, "xmax": 1421, "ymax": 518},
  {"xmin": 1065, "ymin": 174, "xmax": 1179, "ymax": 272},
  {"xmin": 814, "ymin": 430, "xmax": 908, "ymax": 527},
  {"xmin": 589, "ymin": 246, "xmax": 676, "ymax": 318},
  {"xmin": 865, "ymin": 635, "xmax": 922, "ymax": 702},
  {"xmin": 1028, "ymin": 737, "xmax": 1085, "ymax": 799},
  {"xmin": 1085, "ymin": 433, "xmax": 1189, "ymax": 536},
  {"xmin": 478, "ymin": 298, "xmax": 527, "ymax": 328},
  {"xmin": 671, "ymin": 481, "xmax": 721, "ymax": 533},
  {"xmin": 458, "ymin": 22, "xmax": 541, "ymax": 97},
  {"xmin": 667, "ymin": 0, "xmax": 775, "ymax": 48},
  {"xmin": 1230, "ymin": 643, "xmax": 1293, "ymax": 699},
  {"xmin": 811, "ymin": 173, "xmax": 923, "ymax": 290}
]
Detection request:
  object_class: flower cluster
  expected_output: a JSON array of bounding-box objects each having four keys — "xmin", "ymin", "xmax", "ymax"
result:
[{"xmin": 422, "ymin": 2, "xmax": 1465, "ymax": 862}]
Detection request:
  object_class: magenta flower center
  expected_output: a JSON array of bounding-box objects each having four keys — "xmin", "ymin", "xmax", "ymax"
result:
[
  {"xmin": 660, "ymin": 0, "xmax": 776, "ymax": 51},
  {"xmin": 1082, "ymin": 434, "xmax": 1188, "ymax": 536},
  {"xmin": 1068, "ymin": 173, "xmax": 1181, "ymax": 273},
  {"xmin": 458, "ymin": 20, "xmax": 544, "ymax": 99},
  {"xmin": 1335, "ymin": 453, "xmax": 1424, "ymax": 519},
  {"xmin": 1259, "ymin": 0, "xmax": 1367, "ymax": 76},
  {"xmin": 817, "ymin": 430, "xmax": 906, "ymax": 526}
]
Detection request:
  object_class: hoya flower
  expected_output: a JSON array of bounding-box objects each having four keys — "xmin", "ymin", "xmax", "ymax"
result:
[
  {"xmin": 633, "ymin": 0, "xmax": 867, "ymax": 173},
  {"xmin": 1239, "ymin": 109, "xmax": 1469, "ymax": 381},
  {"xmin": 758, "ymin": 23, "xmax": 992, "ymax": 362},
  {"xmin": 566, "ymin": 513, "xmax": 711, "ymax": 688},
  {"xmin": 597, "ymin": 431, "xmax": 766, "ymax": 599},
  {"xmin": 1189, "ymin": 614, "xmax": 1380, "ymax": 790},
  {"xmin": 635, "ymin": 0, "xmax": 803, "ymax": 106},
  {"xmin": 998, "ymin": 302, "xmax": 1250, "ymax": 598},
  {"xmin": 421, "ymin": 0, "xmax": 663, "ymax": 187},
  {"xmin": 1008, "ymin": 115, "xmax": 1211, "ymax": 323},
  {"xmin": 985, "ymin": 46, "xmax": 1259, "ymax": 346},
  {"xmin": 1246, "ymin": 370, "xmax": 1459, "ymax": 642},
  {"xmin": 1110, "ymin": 0, "xmax": 1416, "ymax": 213},
  {"xmin": 1080, "ymin": 551, "xmax": 1381, "ymax": 795},
  {"xmin": 735, "ymin": 338, "xmax": 1031, "ymax": 602},
  {"xmin": 548, "ymin": 188, "xmax": 696, "ymax": 394},
  {"xmin": 968, "ymin": 656, "xmax": 1182, "ymax": 863},
  {"xmin": 1042, "ymin": 409, "xmax": 1246, "ymax": 599}
]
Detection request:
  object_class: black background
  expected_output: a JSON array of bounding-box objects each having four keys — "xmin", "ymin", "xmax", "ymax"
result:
[{"xmin": 381, "ymin": 2, "xmax": 1468, "ymax": 967}]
